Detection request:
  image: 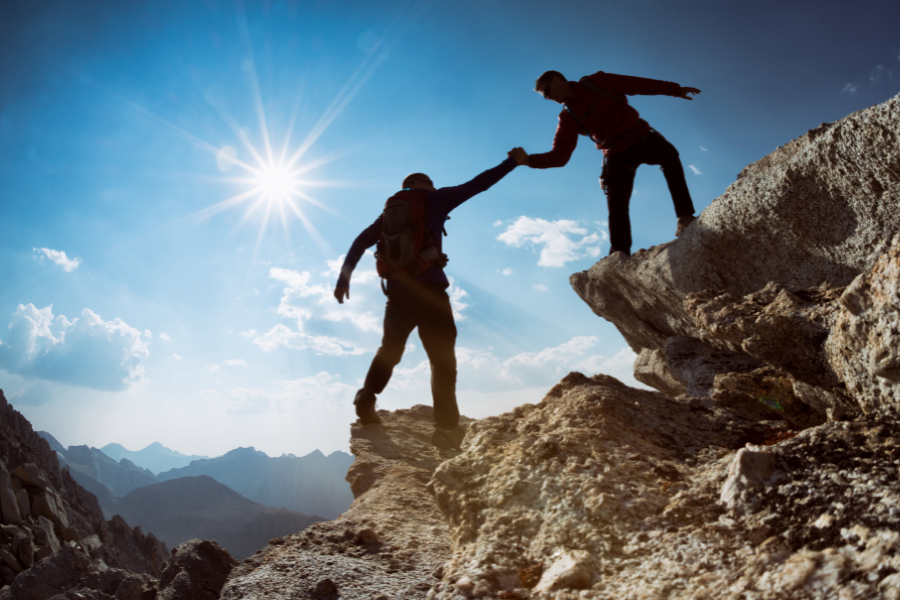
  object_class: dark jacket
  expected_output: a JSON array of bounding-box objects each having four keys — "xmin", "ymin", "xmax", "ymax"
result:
[
  {"xmin": 528, "ymin": 71, "xmax": 682, "ymax": 167},
  {"xmin": 336, "ymin": 156, "xmax": 516, "ymax": 291}
]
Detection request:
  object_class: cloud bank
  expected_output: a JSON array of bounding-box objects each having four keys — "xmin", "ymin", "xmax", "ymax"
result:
[{"xmin": 0, "ymin": 304, "xmax": 148, "ymax": 391}]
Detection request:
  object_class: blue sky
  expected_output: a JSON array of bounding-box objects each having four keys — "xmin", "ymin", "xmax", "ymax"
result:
[{"xmin": 1, "ymin": 0, "xmax": 898, "ymax": 458}]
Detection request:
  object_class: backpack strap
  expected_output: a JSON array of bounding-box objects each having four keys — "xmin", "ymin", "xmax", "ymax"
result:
[{"xmin": 564, "ymin": 76, "xmax": 627, "ymax": 144}]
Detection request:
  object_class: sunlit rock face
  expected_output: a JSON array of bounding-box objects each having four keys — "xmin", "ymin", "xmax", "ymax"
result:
[
  {"xmin": 221, "ymin": 405, "xmax": 467, "ymax": 600},
  {"xmin": 571, "ymin": 92, "xmax": 900, "ymax": 355},
  {"xmin": 425, "ymin": 376, "xmax": 900, "ymax": 599},
  {"xmin": 427, "ymin": 373, "xmax": 757, "ymax": 599}
]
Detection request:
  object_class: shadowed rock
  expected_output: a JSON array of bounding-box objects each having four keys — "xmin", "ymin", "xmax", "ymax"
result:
[{"xmin": 157, "ymin": 539, "xmax": 238, "ymax": 600}]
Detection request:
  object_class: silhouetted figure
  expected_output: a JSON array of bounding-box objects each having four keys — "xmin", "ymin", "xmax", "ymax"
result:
[
  {"xmin": 334, "ymin": 149, "xmax": 526, "ymax": 449},
  {"xmin": 522, "ymin": 70, "xmax": 701, "ymax": 255}
]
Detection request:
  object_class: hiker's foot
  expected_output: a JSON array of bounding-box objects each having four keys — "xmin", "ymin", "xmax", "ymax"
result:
[
  {"xmin": 353, "ymin": 388, "xmax": 381, "ymax": 425},
  {"xmin": 431, "ymin": 425, "xmax": 465, "ymax": 450},
  {"xmin": 675, "ymin": 215, "xmax": 696, "ymax": 237},
  {"xmin": 608, "ymin": 247, "xmax": 631, "ymax": 257}
]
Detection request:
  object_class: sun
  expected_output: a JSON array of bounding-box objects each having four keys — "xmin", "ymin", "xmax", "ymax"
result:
[{"xmin": 255, "ymin": 163, "xmax": 300, "ymax": 203}]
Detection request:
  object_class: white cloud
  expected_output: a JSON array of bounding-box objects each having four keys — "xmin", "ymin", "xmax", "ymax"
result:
[
  {"xmin": 498, "ymin": 217, "xmax": 603, "ymax": 267},
  {"xmin": 205, "ymin": 363, "xmax": 221, "ymax": 372},
  {"xmin": 870, "ymin": 65, "xmax": 885, "ymax": 84},
  {"xmin": 700, "ymin": 146, "xmax": 708, "ymax": 152},
  {"xmin": 504, "ymin": 336, "xmax": 597, "ymax": 369},
  {"xmin": 247, "ymin": 264, "xmax": 381, "ymax": 355},
  {"xmin": 159, "ymin": 333, "xmax": 172, "ymax": 342},
  {"xmin": 688, "ymin": 165, "xmax": 702, "ymax": 176},
  {"xmin": 34, "ymin": 248, "xmax": 81, "ymax": 272},
  {"xmin": 143, "ymin": 329, "xmax": 152, "ymax": 338},
  {"xmin": 0, "ymin": 304, "xmax": 148, "ymax": 391},
  {"xmin": 493, "ymin": 220, "xmax": 503, "ymax": 227},
  {"xmin": 842, "ymin": 83, "xmax": 858, "ymax": 94},
  {"xmin": 202, "ymin": 371, "xmax": 355, "ymax": 414},
  {"xmin": 173, "ymin": 354, "xmax": 183, "ymax": 361},
  {"xmin": 247, "ymin": 324, "xmax": 365, "ymax": 356},
  {"xmin": 501, "ymin": 268, "xmax": 513, "ymax": 276},
  {"xmin": 448, "ymin": 277, "xmax": 469, "ymax": 321},
  {"xmin": 224, "ymin": 359, "xmax": 248, "ymax": 367},
  {"xmin": 534, "ymin": 284, "xmax": 548, "ymax": 292}
]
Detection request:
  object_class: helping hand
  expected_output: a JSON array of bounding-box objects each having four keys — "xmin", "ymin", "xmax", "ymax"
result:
[
  {"xmin": 677, "ymin": 87, "xmax": 701, "ymax": 100},
  {"xmin": 334, "ymin": 286, "xmax": 349, "ymax": 304},
  {"xmin": 508, "ymin": 147, "xmax": 530, "ymax": 166}
]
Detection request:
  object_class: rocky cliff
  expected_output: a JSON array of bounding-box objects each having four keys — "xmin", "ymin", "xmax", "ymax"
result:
[
  {"xmin": 208, "ymin": 93, "xmax": 900, "ymax": 600},
  {"xmin": 0, "ymin": 389, "xmax": 168, "ymax": 592}
]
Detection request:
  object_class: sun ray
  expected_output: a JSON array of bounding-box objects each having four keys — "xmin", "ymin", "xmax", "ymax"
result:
[{"xmin": 234, "ymin": 0, "xmax": 276, "ymax": 168}]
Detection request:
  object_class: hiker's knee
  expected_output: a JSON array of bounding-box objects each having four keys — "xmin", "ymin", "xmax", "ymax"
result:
[{"xmin": 376, "ymin": 342, "xmax": 405, "ymax": 366}]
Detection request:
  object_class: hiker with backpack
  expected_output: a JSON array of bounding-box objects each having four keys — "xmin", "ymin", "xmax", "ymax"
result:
[
  {"xmin": 521, "ymin": 70, "xmax": 701, "ymax": 255},
  {"xmin": 333, "ymin": 148, "xmax": 528, "ymax": 449}
]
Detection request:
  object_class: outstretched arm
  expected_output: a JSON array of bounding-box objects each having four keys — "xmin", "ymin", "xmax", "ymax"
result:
[
  {"xmin": 333, "ymin": 219, "xmax": 380, "ymax": 303},
  {"xmin": 676, "ymin": 87, "xmax": 701, "ymax": 100}
]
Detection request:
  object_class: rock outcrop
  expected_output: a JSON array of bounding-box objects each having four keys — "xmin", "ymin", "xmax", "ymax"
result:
[
  {"xmin": 0, "ymin": 390, "xmax": 167, "ymax": 593},
  {"xmin": 157, "ymin": 539, "xmax": 238, "ymax": 600},
  {"xmin": 221, "ymin": 406, "xmax": 470, "ymax": 599},
  {"xmin": 570, "ymin": 92, "xmax": 900, "ymax": 355}
]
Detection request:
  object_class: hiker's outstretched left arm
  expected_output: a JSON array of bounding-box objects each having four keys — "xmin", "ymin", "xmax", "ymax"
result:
[
  {"xmin": 334, "ymin": 218, "xmax": 380, "ymax": 302},
  {"xmin": 431, "ymin": 155, "xmax": 518, "ymax": 212}
]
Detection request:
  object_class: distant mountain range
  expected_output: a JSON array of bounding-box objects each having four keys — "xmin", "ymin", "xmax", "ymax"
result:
[
  {"xmin": 114, "ymin": 475, "xmax": 324, "ymax": 560},
  {"xmin": 38, "ymin": 431, "xmax": 157, "ymax": 508},
  {"xmin": 156, "ymin": 447, "xmax": 355, "ymax": 520},
  {"xmin": 35, "ymin": 432, "xmax": 355, "ymax": 557},
  {"xmin": 41, "ymin": 435, "xmax": 355, "ymax": 521},
  {"xmin": 101, "ymin": 441, "xmax": 211, "ymax": 475}
]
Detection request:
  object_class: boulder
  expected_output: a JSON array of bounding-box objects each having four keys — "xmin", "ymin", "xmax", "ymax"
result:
[
  {"xmin": 0, "ymin": 466, "xmax": 21, "ymax": 526},
  {"xmin": 157, "ymin": 539, "xmax": 237, "ymax": 600},
  {"xmin": 8, "ymin": 542, "xmax": 94, "ymax": 600},
  {"xmin": 35, "ymin": 516, "xmax": 61, "ymax": 553},
  {"xmin": 11, "ymin": 464, "xmax": 51, "ymax": 494},
  {"xmin": 0, "ymin": 547, "xmax": 23, "ymax": 574},
  {"xmin": 12, "ymin": 529, "xmax": 34, "ymax": 570},
  {"xmin": 14, "ymin": 491, "xmax": 29, "ymax": 522}
]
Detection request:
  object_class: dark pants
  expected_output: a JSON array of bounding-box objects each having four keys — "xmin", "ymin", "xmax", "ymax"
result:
[
  {"xmin": 603, "ymin": 130, "xmax": 695, "ymax": 254},
  {"xmin": 364, "ymin": 282, "xmax": 459, "ymax": 429}
]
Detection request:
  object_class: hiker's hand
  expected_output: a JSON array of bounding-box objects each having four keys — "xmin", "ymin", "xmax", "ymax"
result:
[
  {"xmin": 334, "ymin": 286, "xmax": 349, "ymax": 304},
  {"xmin": 677, "ymin": 87, "xmax": 701, "ymax": 100},
  {"xmin": 508, "ymin": 147, "xmax": 529, "ymax": 166}
]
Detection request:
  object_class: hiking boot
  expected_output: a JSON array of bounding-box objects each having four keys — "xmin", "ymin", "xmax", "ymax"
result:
[
  {"xmin": 675, "ymin": 215, "xmax": 696, "ymax": 237},
  {"xmin": 353, "ymin": 388, "xmax": 381, "ymax": 425},
  {"xmin": 431, "ymin": 425, "xmax": 465, "ymax": 450}
]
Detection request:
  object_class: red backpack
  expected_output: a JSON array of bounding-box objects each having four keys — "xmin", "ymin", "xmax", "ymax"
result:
[{"xmin": 374, "ymin": 190, "xmax": 447, "ymax": 285}]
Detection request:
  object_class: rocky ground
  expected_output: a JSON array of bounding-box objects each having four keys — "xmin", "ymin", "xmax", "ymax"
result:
[{"xmin": 220, "ymin": 405, "xmax": 471, "ymax": 600}]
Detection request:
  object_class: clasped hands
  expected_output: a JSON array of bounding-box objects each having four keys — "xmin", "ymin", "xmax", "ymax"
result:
[{"xmin": 508, "ymin": 147, "xmax": 530, "ymax": 166}]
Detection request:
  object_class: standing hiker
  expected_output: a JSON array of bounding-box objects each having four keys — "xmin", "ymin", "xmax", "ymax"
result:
[
  {"xmin": 333, "ymin": 148, "xmax": 528, "ymax": 449},
  {"xmin": 523, "ymin": 70, "xmax": 701, "ymax": 255}
]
